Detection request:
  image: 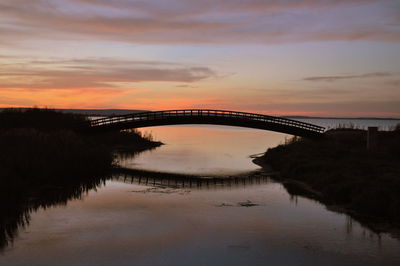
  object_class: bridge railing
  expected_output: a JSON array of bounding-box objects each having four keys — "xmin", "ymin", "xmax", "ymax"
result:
[{"xmin": 87, "ymin": 109, "xmax": 325, "ymax": 133}]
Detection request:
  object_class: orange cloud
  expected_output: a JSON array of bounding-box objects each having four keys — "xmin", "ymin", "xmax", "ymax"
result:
[{"xmin": 0, "ymin": 87, "xmax": 128, "ymax": 109}]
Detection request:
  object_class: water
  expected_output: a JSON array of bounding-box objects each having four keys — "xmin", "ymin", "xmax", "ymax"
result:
[
  {"xmin": 1, "ymin": 119, "xmax": 400, "ymax": 265},
  {"xmin": 118, "ymin": 125, "xmax": 287, "ymax": 175}
]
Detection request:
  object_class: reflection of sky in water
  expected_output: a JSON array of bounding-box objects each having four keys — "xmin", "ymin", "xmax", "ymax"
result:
[
  {"xmin": 2, "ymin": 181, "xmax": 399, "ymax": 266},
  {"xmin": 119, "ymin": 125, "xmax": 290, "ymax": 175},
  {"xmin": 2, "ymin": 122, "xmax": 400, "ymax": 265},
  {"xmin": 119, "ymin": 120, "xmax": 400, "ymax": 175}
]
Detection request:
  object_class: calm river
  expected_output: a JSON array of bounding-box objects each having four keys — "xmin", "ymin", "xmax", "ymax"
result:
[{"xmin": 1, "ymin": 119, "xmax": 400, "ymax": 265}]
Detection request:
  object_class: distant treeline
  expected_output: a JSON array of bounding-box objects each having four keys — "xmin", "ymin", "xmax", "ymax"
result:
[{"xmin": 0, "ymin": 108, "xmax": 147, "ymax": 117}]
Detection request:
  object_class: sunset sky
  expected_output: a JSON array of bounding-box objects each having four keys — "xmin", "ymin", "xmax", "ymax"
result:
[{"xmin": 1, "ymin": 0, "xmax": 399, "ymax": 117}]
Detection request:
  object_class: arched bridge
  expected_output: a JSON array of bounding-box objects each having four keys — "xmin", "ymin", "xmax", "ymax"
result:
[{"xmin": 86, "ymin": 109, "xmax": 325, "ymax": 138}]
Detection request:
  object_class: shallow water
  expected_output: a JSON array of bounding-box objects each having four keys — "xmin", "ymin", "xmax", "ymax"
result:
[
  {"xmin": 1, "ymin": 121, "xmax": 400, "ymax": 266},
  {"xmin": 118, "ymin": 125, "xmax": 288, "ymax": 175}
]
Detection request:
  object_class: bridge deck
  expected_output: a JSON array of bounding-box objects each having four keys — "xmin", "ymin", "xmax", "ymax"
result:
[{"xmin": 85, "ymin": 109, "xmax": 325, "ymax": 137}]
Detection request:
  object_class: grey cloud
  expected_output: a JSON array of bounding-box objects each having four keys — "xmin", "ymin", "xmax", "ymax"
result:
[
  {"xmin": 176, "ymin": 84, "xmax": 198, "ymax": 88},
  {"xmin": 0, "ymin": 57, "xmax": 216, "ymax": 89},
  {"xmin": 303, "ymin": 72, "xmax": 394, "ymax": 82},
  {"xmin": 72, "ymin": 0, "xmax": 382, "ymax": 16},
  {"xmin": 385, "ymin": 80, "xmax": 400, "ymax": 86}
]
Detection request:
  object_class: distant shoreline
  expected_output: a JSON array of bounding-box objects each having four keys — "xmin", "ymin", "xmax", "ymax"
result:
[
  {"xmin": 1, "ymin": 108, "xmax": 399, "ymax": 120},
  {"xmin": 285, "ymin": 116, "xmax": 400, "ymax": 120}
]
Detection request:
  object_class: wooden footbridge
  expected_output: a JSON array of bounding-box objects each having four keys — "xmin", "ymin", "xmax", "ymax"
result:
[{"xmin": 85, "ymin": 109, "xmax": 325, "ymax": 137}]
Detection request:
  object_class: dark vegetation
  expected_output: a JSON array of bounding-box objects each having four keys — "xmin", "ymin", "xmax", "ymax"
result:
[
  {"xmin": 0, "ymin": 108, "xmax": 161, "ymax": 183},
  {"xmin": 0, "ymin": 108, "xmax": 161, "ymax": 250},
  {"xmin": 254, "ymin": 127, "xmax": 400, "ymax": 233}
]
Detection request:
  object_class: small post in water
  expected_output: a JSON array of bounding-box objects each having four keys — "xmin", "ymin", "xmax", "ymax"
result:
[{"xmin": 367, "ymin": 126, "xmax": 378, "ymax": 150}]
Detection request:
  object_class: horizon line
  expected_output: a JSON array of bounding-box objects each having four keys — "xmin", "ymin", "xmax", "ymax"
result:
[{"xmin": 1, "ymin": 107, "xmax": 399, "ymax": 120}]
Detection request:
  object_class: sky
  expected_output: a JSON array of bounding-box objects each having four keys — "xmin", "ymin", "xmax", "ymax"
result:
[{"xmin": 1, "ymin": 0, "xmax": 400, "ymax": 117}]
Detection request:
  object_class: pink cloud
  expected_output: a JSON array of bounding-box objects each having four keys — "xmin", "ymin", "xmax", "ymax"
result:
[{"xmin": 0, "ymin": 0, "xmax": 398, "ymax": 45}]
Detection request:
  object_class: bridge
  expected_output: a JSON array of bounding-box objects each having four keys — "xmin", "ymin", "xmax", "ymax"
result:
[{"xmin": 85, "ymin": 109, "xmax": 325, "ymax": 138}]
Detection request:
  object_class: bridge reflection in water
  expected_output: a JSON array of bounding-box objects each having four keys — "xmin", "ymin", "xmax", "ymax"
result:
[
  {"xmin": 113, "ymin": 167, "xmax": 273, "ymax": 190},
  {"xmin": 1, "ymin": 168, "xmax": 378, "ymax": 255}
]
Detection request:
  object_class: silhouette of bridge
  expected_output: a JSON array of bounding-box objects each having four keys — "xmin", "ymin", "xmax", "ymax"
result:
[
  {"xmin": 86, "ymin": 109, "xmax": 325, "ymax": 137},
  {"xmin": 113, "ymin": 167, "xmax": 273, "ymax": 190}
]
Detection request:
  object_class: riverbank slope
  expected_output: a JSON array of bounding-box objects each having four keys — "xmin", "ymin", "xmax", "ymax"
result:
[
  {"xmin": 254, "ymin": 127, "xmax": 400, "ymax": 234},
  {"xmin": 0, "ymin": 108, "xmax": 162, "ymax": 184}
]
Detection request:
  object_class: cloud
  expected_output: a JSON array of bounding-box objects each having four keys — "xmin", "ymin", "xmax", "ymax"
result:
[
  {"xmin": 0, "ymin": 87, "xmax": 129, "ymax": 109},
  {"xmin": 0, "ymin": 0, "xmax": 398, "ymax": 46},
  {"xmin": 175, "ymin": 84, "xmax": 198, "ymax": 88},
  {"xmin": 195, "ymin": 97, "xmax": 400, "ymax": 117},
  {"xmin": 303, "ymin": 72, "xmax": 394, "ymax": 82},
  {"xmin": 0, "ymin": 57, "xmax": 216, "ymax": 90},
  {"xmin": 384, "ymin": 79, "xmax": 400, "ymax": 87}
]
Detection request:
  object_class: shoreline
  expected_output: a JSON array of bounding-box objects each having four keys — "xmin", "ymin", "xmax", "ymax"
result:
[
  {"xmin": 252, "ymin": 127, "xmax": 400, "ymax": 239},
  {"xmin": 254, "ymin": 157, "xmax": 400, "ymax": 239},
  {"xmin": 0, "ymin": 108, "xmax": 163, "ymax": 250}
]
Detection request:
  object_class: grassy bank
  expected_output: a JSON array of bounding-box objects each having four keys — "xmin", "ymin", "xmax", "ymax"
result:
[
  {"xmin": 0, "ymin": 108, "xmax": 162, "ymax": 249},
  {"xmin": 254, "ymin": 127, "xmax": 400, "ymax": 233},
  {"xmin": 0, "ymin": 108, "xmax": 161, "ymax": 187}
]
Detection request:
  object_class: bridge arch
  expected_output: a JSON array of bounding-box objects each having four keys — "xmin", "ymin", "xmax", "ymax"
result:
[{"xmin": 85, "ymin": 109, "xmax": 325, "ymax": 138}]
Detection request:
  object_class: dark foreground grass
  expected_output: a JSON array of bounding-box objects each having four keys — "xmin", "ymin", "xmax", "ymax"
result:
[{"xmin": 254, "ymin": 127, "xmax": 400, "ymax": 232}]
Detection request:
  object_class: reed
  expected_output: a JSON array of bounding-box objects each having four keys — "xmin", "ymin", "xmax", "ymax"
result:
[
  {"xmin": 254, "ymin": 127, "xmax": 400, "ymax": 229},
  {"xmin": 0, "ymin": 108, "xmax": 162, "ymax": 250}
]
